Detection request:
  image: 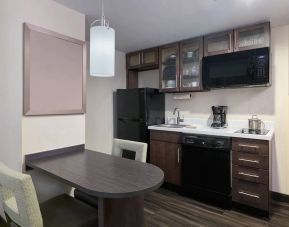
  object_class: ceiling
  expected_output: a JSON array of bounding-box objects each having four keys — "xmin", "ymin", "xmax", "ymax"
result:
[{"xmin": 54, "ymin": 0, "xmax": 289, "ymax": 53}]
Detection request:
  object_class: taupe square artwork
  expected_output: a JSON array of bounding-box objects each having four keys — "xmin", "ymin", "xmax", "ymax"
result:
[{"xmin": 23, "ymin": 23, "xmax": 86, "ymax": 115}]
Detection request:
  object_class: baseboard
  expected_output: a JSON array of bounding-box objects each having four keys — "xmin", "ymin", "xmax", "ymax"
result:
[
  {"xmin": 232, "ymin": 202, "xmax": 269, "ymax": 219},
  {"xmin": 272, "ymin": 191, "xmax": 289, "ymax": 203}
]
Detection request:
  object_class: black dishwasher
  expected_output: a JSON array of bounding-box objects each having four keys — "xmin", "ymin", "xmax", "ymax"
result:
[{"xmin": 181, "ymin": 134, "xmax": 232, "ymax": 208}]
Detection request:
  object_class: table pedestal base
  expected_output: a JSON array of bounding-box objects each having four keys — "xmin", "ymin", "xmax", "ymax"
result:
[{"xmin": 98, "ymin": 196, "xmax": 144, "ymax": 227}]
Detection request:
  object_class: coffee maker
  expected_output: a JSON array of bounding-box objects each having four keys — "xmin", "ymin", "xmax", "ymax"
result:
[{"xmin": 211, "ymin": 106, "xmax": 228, "ymax": 128}]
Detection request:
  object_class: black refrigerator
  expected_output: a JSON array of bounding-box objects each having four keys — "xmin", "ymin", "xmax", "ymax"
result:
[{"xmin": 116, "ymin": 88, "xmax": 165, "ymax": 144}]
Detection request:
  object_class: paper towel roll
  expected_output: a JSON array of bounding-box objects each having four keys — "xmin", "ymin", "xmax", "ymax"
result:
[{"xmin": 173, "ymin": 93, "xmax": 192, "ymax": 100}]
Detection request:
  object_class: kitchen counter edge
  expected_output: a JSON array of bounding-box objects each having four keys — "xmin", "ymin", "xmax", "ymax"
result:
[{"xmin": 148, "ymin": 126, "xmax": 274, "ymax": 141}]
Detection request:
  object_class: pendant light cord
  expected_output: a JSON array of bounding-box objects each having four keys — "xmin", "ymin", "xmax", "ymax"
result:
[
  {"xmin": 91, "ymin": 0, "xmax": 109, "ymax": 27},
  {"xmin": 101, "ymin": 0, "xmax": 105, "ymax": 26},
  {"xmin": 101, "ymin": 0, "xmax": 104, "ymax": 18}
]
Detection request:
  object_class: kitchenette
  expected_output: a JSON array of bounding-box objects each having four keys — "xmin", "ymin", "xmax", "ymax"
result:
[
  {"xmin": 115, "ymin": 21, "xmax": 275, "ymax": 220},
  {"xmin": 3, "ymin": 1, "xmax": 289, "ymax": 226},
  {"xmin": 148, "ymin": 112, "xmax": 273, "ymax": 218}
]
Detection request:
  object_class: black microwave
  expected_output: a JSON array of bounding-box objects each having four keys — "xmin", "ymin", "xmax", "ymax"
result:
[{"xmin": 202, "ymin": 47, "xmax": 270, "ymax": 89}]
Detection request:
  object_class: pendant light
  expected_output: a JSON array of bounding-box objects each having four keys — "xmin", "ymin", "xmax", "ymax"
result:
[{"xmin": 90, "ymin": 0, "xmax": 115, "ymax": 77}]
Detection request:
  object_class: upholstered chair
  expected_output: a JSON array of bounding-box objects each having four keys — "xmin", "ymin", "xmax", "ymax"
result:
[
  {"xmin": 0, "ymin": 162, "xmax": 98, "ymax": 227},
  {"xmin": 112, "ymin": 138, "xmax": 148, "ymax": 163}
]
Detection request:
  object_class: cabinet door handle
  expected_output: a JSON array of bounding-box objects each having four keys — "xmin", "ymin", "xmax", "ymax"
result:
[
  {"xmin": 177, "ymin": 147, "xmax": 180, "ymax": 164},
  {"xmin": 238, "ymin": 158, "xmax": 259, "ymax": 163},
  {"xmin": 229, "ymin": 32, "xmax": 233, "ymax": 51},
  {"xmin": 234, "ymin": 30, "xmax": 237, "ymax": 50},
  {"xmin": 179, "ymin": 72, "xmax": 182, "ymax": 88},
  {"xmin": 141, "ymin": 52, "xmax": 144, "ymax": 64},
  {"xmin": 238, "ymin": 144, "xmax": 259, "ymax": 149},
  {"xmin": 238, "ymin": 172, "xmax": 259, "ymax": 178},
  {"xmin": 238, "ymin": 191, "xmax": 260, "ymax": 199}
]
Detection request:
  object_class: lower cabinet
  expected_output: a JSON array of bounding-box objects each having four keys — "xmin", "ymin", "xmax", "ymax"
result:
[
  {"xmin": 150, "ymin": 130, "xmax": 181, "ymax": 186},
  {"xmin": 232, "ymin": 138, "xmax": 271, "ymax": 216},
  {"xmin": 149, "ymin": 131, "xmax": 272, "ymax": 217}
]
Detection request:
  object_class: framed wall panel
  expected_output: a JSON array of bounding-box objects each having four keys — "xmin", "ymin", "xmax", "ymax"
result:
[{"xmin": 23, "ymin": 23, "xmax": 86, "ymax": 115}]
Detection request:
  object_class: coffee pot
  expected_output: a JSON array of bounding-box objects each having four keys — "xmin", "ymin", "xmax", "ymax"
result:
[{"xmin": 211, "ymin": 106, "xmax": 228, "ymax": 128}]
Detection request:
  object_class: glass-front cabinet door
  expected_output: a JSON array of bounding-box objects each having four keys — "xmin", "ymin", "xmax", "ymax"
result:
[
  {"xmin": 159, "ymin": 43, "xmax": 179, "ymax": 92},
  {"xmin": 234, "ymin": 22, "xmax": 270, "ymax": 52},
  {"xmin": 204, "ymin": 30, "xmax": 234, "ymax": 56},
  {"xmin": 127, "ymin": 52, "xmax": 141, "ymax": 69},
  {"xmin": 142, "ymin": 48, "xmax": 158, "ymax": 66},
  {"xmin": 180, "ymin": 38, "xmax": 203, "ymax": 91}
]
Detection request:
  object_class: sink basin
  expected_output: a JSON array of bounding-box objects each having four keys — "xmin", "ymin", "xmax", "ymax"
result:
[{"xmin": 156, "ymin": 124, "xmax": 187, "ymax": 128}]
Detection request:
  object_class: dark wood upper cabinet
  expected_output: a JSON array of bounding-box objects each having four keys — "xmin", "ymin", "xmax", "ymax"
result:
[
  {"xmin": 127, "ymin": 52, "xmax": 142, "ymax": 69},
  {"xmin": 159, "ymin": 43, "xmax": 180, "ymax": 92},
  {"xmin": 179, "ymin": 37, "xmax": 204, "ymax": 92},
  {"xmin": 142, "ymin": 48, "xmax": 159, "ymax": 66},
  {"xmin": 127, "ymin": 22, "xmax": 270, "ymax": 90},
  {"xmin": 234, "ymin": 22, "xmax": 270, "ymax": 52},
  {"xmin": 127, "ymin": 48, "xmax": 159, "ymax": 70},
  {"xmin": 159, "ymin": 39, "xmax": 204, "ymax": 92},
  {"xmin": 204, "ymin": 30, "xmax": 234, "ymax": 56},
  {"xmin": 126, "ymin": 48, "xmax": 159, "ymax": 89}
]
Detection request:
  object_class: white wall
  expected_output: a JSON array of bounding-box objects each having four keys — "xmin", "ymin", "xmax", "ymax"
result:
[
  {"xmin": 138, "ymin": 70, "xmax": 159, "ymax": 89},
  {"xmin": 139, "ymin": 25, "xmax": 289, "ymax": 195},
  {"xmin": 22, "ymin": 116, "xmax": 85, "ymax": 156},
  {"xmin": 86, "ymin": 51, "xmax": 126, "ymax": 154},
  {"xmin": 271, "ymin": 25, "xmax": 289, "ymax": 194},
  {"xmin": 0, "ymin": 1, "xmax": 23, "ymax": 172},
  {"xmin": 0, "ymin": 0, "xmax": 86, "ymax": 207}
]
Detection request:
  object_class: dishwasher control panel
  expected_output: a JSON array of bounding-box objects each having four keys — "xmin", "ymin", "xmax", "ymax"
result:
[{"xmin": 182, "ymin": 134, "xmax": 231, "ymax": 150}]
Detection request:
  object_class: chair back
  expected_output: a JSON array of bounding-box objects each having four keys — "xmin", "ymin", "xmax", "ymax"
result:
[
  {"xmin": 0, "ymin": 162, "xmax": 43, "ymax": 227},
  {"xmin": 112, "ymin": 139, "xmax": 147, "ymax": 163}
]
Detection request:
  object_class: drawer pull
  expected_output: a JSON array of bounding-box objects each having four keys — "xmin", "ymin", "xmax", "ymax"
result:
[
  {"xmin": 238, "ymin": 144, "xmax": 259, "ymax": 149},
  {"xmin": 238, "ymin": 172, "xmax": 259, "ymax": 178},
  {"xmin": 238, "ymin": 191, "xmax": 260, "ymax": 199},
  {"xmin": 238, "ymin": 158, "xmax": 259, "ymax": 163}
]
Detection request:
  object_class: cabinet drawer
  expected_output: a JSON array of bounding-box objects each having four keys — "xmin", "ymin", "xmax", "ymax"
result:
[
  {"xmin": 232, "ymin": 138, "xmax": 269, "ymax": 155},
  {"xmin": 233, "ymin": 152, "xmax": 269, "ymax": 169},
  {"xmin": 150, "ymin": 130, "xmax": 181, "ymax": 143},
  {"xmin": 232, "ymin": 179, "xmax": 269, "ymax": 211},
  {"xmin": 233, "ymin": 165, "xmax": 269, "ymax": 184}
]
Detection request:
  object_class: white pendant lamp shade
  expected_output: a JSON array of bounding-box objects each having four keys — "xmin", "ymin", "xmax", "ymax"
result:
[{"xmin": 90, "ymin": 25, "xmax": 115, "ymax": 77}]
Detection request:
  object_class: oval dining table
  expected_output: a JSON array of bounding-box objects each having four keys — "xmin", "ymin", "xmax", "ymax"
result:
[{"xmin": 25, "ymin": 145, "xmax": 164, "ymax": 227}]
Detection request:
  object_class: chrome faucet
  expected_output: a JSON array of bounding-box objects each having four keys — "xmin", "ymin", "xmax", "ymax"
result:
[{"xmin": 173, "ymin": 108, "xmax": 183, "ymax": 125}]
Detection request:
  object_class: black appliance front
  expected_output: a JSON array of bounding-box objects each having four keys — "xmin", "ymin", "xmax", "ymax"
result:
[
  {"xmin": 181, "ymin": 134, "xmax": 232, "ymax": 208},
  {"xmin": 211, "ymin": 106, "xmax": 228, "ymax": 128},
  {"xmin": 117, "ymin": 119, "xmax": 147, "ymax": 142},
  {"xmin": 202, "ymin": 47, "xmax": 270, "ymax": 88},
  {"xmin": 116, "ymin": 88, "xmax": 165, "ymax": 143},
  {"xmin": 117, "ymin": 88, "xmax": 146, "ymax": 121}
]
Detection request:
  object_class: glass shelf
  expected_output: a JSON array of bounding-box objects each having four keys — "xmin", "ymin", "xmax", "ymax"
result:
[
  {"xmin": 234, "ymin": 23, "xmax": 270, "ymax": 51},
  {"xmin": 160, "ymin": 44, "xmax": 179, "ymax": 91},
  {"xmin": 180, "ymin": 37, "xmax": 203, "ymax": 91}
]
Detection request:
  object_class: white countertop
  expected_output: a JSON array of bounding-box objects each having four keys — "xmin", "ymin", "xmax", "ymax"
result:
[{"xmin": 148, "ymin": 118, "xmax": 274, "ymax": 140}]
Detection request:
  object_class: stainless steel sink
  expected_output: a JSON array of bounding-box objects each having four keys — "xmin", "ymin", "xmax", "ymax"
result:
[{"xmin": 156, "ymin": 124, "xmax": 187, "ymax": 128}]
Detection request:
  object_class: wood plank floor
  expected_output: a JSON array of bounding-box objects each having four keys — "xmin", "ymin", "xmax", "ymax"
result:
[
  {"xmin": 1, "ymin": 189, "xmax": 288, "ymax": 227},
  {"xmin": 144, "ymin": 189, "xmax": 289, "ymax": 227}
]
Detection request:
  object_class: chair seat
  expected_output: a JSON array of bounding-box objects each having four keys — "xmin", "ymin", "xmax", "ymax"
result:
[
  {"xmin": 40, "ymin": 194, "xmax": 98, "ymax": 227},
  {"xmin": 74, "ymin": 189, "xmax": 98, "ymax": 209}
]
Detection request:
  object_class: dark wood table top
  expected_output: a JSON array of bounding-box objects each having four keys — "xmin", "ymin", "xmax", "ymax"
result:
[{"xmin": 25, "ymin": 146, "xmax": 164, "ymax": 198}]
